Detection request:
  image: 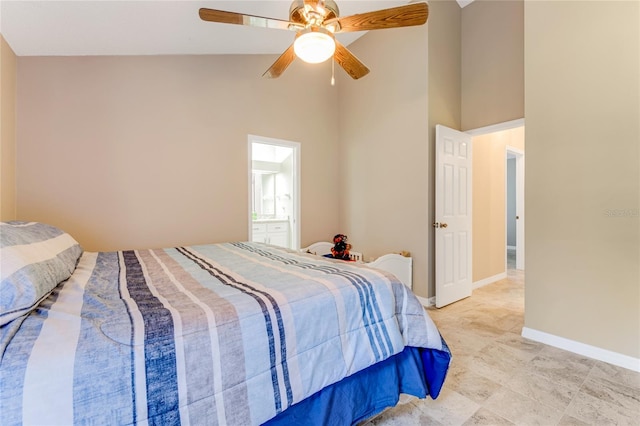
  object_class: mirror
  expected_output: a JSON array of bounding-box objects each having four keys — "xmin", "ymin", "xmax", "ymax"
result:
[
  {"xmin": 251, "ymin": 143, "xmax": 293, "ymax": 221},
  {"xmin": 252, "ymin": 172, "xmax": 276, "ymax": 218}
]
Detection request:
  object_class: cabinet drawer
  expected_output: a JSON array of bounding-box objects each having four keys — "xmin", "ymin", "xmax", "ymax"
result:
[
  {"xmin": 252, "ymin": 223, "xmax": 267, "ymax": 232},
  {"xmin": 267, "ymin": 222, "xmax": 288, "ymax": 232}
]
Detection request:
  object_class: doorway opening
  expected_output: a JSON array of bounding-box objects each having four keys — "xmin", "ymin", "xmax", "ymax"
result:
[
  {"xmin": 466, "ymin": 118, "xmax": 525, "ymax": 288},
  {"xmin": 506, "ymin": 146, "xmax": 525, "ymax": 270},
  {"xmin": 248, "ymin": 135, "xmax": 300, "ymax": 249}
]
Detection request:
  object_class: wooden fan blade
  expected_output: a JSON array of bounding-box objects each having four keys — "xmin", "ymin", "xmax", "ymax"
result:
[
  {"xmin": 327, "ymin": 2, "xmax": 428, "ymax": 33},
  {"xmin": 334, "ymin": 41, "xmax": 370, "ymax": 80},
  {"xmin": 263, "ymin": 44, "xmax": 297, "ymax": 78},
  {"xmin": 199, "ymin": 8, "xmax": 304, "ymax": 31}
]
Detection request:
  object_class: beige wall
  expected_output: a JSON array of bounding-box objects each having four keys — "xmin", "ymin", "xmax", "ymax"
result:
[
  {"xmin": 472, "ymin": 126, "xmax": 524, "ymax": 282},
  {"xmin": 461, "ymin": 0, "xmax": 524, "ymax": 131},
  {"xmin": 335, "ymin": 0, "xmax": 462, "ymax": 299},
  {"xmin": 429, "ymin": 0, "xmax": 461, "ymax": 131},
  {"xmin": 337, "ymin": 22, "xmax": 430, "ymax": 297},
  {"xmin": 427, "ymin": 0, "xmax": 462, "ymax": 297},
  {"xmin": 16, "ymin": 55, "xmax": 341, "ymax": 251},
  {"xmin": 13, "ymin": 7, "xmax": 452, "ymax": 300},
  {"xmin": 525, "ymin": 1, "xmax": 639, "ymax": 358},
  {"xmin": 1, "ymin": 34, "xmax": 17, "ymax": 221}
]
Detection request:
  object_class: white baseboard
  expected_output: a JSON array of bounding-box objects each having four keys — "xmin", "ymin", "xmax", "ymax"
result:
[
  {"xmin": 522, "ymin": 327, "xmax": 640, "ymax": 373},
  {"xmin": 473, "ymin": 272, "xmax": 507, "ymax": 290},
  {"xmin": 416, "ymin": 295, "xmax": 434, "ymax": 308},
  {"xmin": 420, "ymin": 273, "xmax": 506, "ymax": 308}
]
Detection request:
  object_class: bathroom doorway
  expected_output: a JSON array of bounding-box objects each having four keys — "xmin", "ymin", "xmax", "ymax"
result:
[{"xmin": 248, "ymin": 135, "xmax": 300, "ymax": 249}]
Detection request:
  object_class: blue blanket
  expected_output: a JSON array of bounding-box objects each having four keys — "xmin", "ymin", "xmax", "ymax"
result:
[{"xmin": 1, "ymin": 242, "xmax": 450, "ymax": 425}]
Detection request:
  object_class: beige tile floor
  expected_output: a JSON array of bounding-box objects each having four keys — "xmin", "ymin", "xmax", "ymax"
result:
[{"xmin": 363, "ymin": 269, "xmax": 640, "ymax": 425}]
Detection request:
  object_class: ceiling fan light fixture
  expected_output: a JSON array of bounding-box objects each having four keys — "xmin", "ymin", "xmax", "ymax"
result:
[
  {"xmin": 200, "ymin": 1, "xmax": 428, "ymax": 79},
  {"xmin": 294, "ymin": 27, "xmax": 336, "ymax": 64}
]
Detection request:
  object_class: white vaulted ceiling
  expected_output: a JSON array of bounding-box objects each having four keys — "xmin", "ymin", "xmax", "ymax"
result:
[{"xmin": 0, "ymin": 1, "xmax": 473, "ymax": 56}]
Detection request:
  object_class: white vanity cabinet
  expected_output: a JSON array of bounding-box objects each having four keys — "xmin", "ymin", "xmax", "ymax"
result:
[
  {"xmin": 252, "ymin": 220, "xmax": 290, "ymax": 248},
  {"xmin": 252, "ymin": 222, "xmax": 267, "ymax": 244}
]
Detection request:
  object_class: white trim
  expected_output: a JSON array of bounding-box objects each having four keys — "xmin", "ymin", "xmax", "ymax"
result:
[
  {"xmin": 506, "ymin": 145, "xmax": 525, "ymax": 156},
  {"xmin": 416, "ymin": 295, "xmax": 434, "ymax": 308},
  {"xmin": 506, "ymin": 145, "xmax": 525, "ymax": 270},
  {"xmin": 465, "ymin": 118, "xmax": 525, "ymax": 136},
  {"xmin": 473, "ymin": 272, "xmax": 506, "ymax": 290},
  {"xmin": 457, "ymin": 0, "xmax": 476, "ymax": 8},
  {"xmin": 522, "ymin": 327, "xmax": 640, "ymax": 373}
]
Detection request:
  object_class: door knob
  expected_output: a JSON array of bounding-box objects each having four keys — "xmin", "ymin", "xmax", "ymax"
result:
[
  {"xmin": 432, "ymin": 222, "xmax": 448, "ymax": 228},
  {"xmin": 441, "ymin": 223, "xmax": 448, "ymax": 228}
]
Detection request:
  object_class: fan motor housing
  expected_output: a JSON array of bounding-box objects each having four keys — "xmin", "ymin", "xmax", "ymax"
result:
[{"xmin": 289, "ymin": 0, "xmax": 339, "ymax": 24}]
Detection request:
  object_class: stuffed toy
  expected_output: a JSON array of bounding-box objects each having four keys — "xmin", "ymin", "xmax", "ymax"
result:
[{"xmin": 331, "ymin": 234, "xmax": 352, "ymax": 260}]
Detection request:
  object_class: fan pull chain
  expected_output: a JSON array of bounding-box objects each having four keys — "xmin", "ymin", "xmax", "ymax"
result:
[{"xmin": 331, "ymin": 58, "xmax": 335, "ymax": 86}]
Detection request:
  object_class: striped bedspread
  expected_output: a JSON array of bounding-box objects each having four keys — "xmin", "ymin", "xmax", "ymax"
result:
[{"xmin": 1, "ymin": 242, "xmax": 446, "ymax": 425}]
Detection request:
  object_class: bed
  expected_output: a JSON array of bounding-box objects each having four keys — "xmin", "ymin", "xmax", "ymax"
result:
[
  {"xmin": 0, "ymin": 222, "xmax": 450, "ymax": 425},
  {"xmin": 302, "ymin": 242, "xmax": 413, "ymax": 290}
]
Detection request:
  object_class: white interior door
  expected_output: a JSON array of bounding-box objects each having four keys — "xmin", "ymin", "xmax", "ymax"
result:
[{"xmin": 435, "ymin": 125, "xmax": 473, "ymax": 308}]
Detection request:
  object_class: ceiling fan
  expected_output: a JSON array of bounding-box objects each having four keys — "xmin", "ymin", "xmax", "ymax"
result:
[{"xmin": 199, "ymin": 1, "xmax": 429, "ymax": 80}]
